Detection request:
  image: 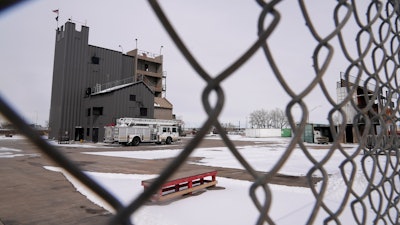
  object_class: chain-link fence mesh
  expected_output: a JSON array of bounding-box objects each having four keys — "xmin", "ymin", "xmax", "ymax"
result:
[{"xmin": 1, "ymin": 0, "xmax": 400, "ymax": 224}]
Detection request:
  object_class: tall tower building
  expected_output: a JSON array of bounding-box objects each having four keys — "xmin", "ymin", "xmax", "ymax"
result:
[
  {"xmin": 49, "ymin": 22, "xmax": 173, "ymax": 142},
  {"xmin": 49, "ymin": 22, "xmax": 90, "ymax": 141}
]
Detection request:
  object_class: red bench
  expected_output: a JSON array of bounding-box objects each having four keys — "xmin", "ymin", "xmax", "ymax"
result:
[{"xmin": 142, "ymin": 169, "xmax": 218, "ymax": 201}]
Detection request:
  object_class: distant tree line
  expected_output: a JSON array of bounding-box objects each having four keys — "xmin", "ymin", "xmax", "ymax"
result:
[
  {"xmin": 249, "ymin": 108, "xmax": 288, "ymax": 129},
  {"xmin": 0, "ymin": 121, "xmax": 48, "ymax": 136}
]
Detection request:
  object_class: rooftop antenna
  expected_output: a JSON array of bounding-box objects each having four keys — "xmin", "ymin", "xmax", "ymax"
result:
[
  {"xmin": 118, "ymin": 45, "xmax": 124, "ymax": 53},
  {"xmin": 160, "ymin": 45, "xmax": 164, "ymax": 55},
  {"xmin": 135, "ymin": 38, "xmax": 138, "ymax": 49}
]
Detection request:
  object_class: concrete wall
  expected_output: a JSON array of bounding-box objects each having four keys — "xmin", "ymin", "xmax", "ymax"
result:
[
  {"xmin": 245, "ymin": 128, "xmax": 282, "ymax": 137},
  {"xmin": 336, "ymin": 86, "xmax": 357, "ymax": 124}
]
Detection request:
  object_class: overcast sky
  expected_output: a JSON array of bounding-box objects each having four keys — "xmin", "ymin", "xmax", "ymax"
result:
[{"xmin": 0, "ymin": 1, "xmax": 369, "ymax": 127}]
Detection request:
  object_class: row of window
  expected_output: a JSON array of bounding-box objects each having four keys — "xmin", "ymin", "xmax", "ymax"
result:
[
  {"xmin": 85, "ymin": 89, "xmax": 137, "ymax": 102},
  {"xmin": 162, "ymin": 127, "xmax": 177, "ymax": 133},
  {"xmin": 91, "ymin": 56, "xmax": 155, "ymax": 73}
]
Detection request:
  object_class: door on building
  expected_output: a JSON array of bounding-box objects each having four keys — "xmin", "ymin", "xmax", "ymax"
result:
[
  {"xmin": 75, "ymin": 127, "xmax": 84, "ymax": 141},
  {"xmin": 92, "ymin": 128, "xmax": 99, "ymax": 143},
  {"xmin": 345, "ymin": 125, "xmax": 353, "ymax": 143},
  {"xmin": 303, "ymin": 124, "xmax": 314, "ymax": 143}
]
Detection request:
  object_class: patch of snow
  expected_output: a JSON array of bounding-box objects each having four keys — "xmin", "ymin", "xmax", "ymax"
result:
[
  {"xmin": 47, "ymin": 140, "xmax": 115, "ymax": 148},
  {"xmin": 44, "ymin": 166, "xmax": 379, "ymax": 225},
  {"xmin": 84, "ymin": 143, "xmax": 360, "ymax": 177},
  {"xmin": 0, "ymin": 146, "xmax": 39, "ymax": 158},
  {"xmin": 2, "ymin": 134, "xmax": 391, "ymax": 224},
  {"xmin": 0, "ymin": 135, "xmax": 26, "ymax": 140}
]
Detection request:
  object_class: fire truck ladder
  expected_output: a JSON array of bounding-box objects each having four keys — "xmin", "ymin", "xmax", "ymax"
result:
[{"xmin": 117, "ymin": 118, "xmax": 179, "ymax": 126}]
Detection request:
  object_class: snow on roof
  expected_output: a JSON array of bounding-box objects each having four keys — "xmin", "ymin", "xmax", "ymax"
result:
[{"xmin": 154, "ymin": 97, "xmax": 173, "ymax": 109}]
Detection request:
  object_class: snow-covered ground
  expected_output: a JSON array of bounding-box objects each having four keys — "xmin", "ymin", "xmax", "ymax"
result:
[
  {"xmin": 1, "ymin": 135, "xmax": 396, "ymax": 224},
  {"xmin": 83, "ymin": 137, "xmax": 359, "ymax": 177},
  {"xmin": 0, "ymin": 135, "xmax": 40, "ymax": 158}
]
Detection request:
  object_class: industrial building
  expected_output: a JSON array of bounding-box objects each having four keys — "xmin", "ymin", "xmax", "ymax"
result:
[
  {"xmin": 299, "ymin": 75, "xmax": 398, "ymax": 144},
  {"xmin": 336, "ymin": 76, "xmax": 398, "ymax": 143},
  {"xmin": 49, "ymin": 21, "xmax": 173, "ymax": 142}
]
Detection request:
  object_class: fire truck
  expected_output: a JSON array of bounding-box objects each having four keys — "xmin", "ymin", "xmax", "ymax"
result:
[{"xmin": 104, "ymin": 118, "xmax": 181, "ymax": 146}]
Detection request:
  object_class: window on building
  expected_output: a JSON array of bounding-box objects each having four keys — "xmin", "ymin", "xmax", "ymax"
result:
[
  {"xmin": 87, "ymin": 108, "xmax": 91, "ymax": 116},
  {"xmin": 140, "ymin": 107, "xmax": 147, "ymax": 116},
  {"xmin": 91, "ymin": 56, "xmax": 100, "ymax": 64},
  {"xmin": 144, "ymin": 64, "xmax": 149, "ymax": 71},
  {"xmin": 129, "ymin": 95, "xmax": 136, "ymax": 101},
  {"xmin": 93, "ymin": 107, "xmax": 103, "ymax": 116}
]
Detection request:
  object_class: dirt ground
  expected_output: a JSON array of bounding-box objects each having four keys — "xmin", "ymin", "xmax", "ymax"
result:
[{"xmin": 0, "ymin": 136, "xmax": 319, "ymax": 225}]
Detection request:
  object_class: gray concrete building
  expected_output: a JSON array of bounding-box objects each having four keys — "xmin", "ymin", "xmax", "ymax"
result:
[{"xmin": 49, "ymin": 21, "xmax": 173, "ymax": 142}]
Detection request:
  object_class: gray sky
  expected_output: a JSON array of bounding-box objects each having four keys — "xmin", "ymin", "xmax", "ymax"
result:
[{"xmin": 0, "ymin": 1, "xmax": 366, "ymax": 127}]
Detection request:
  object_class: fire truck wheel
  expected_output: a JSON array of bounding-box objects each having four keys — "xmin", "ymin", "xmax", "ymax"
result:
[
  {"xmin": 166, "ymin": 137, "xmax": 172, "ymax": 145},
  {"xmin": 132, "ymin": 137, "xmax": 140, "ymax": 146}
]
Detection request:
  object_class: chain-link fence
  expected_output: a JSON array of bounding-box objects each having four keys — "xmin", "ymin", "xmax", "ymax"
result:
[{"xmin": 1, "ymin": 0, "xmax": 400, "ymax": 224}]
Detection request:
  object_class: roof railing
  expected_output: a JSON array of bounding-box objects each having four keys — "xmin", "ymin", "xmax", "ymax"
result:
[{"xmin": 92, "ymin": 76, "xmax": 135, "ymax": 94}]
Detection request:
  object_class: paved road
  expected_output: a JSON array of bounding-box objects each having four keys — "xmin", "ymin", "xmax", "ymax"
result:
[
  {"xmin": 0, "ymin": 136, "xmax": 317, "ymax": 224},
  {"xmin": 0, "ymin": 138, "xmax": 111, "ymax": 225}
]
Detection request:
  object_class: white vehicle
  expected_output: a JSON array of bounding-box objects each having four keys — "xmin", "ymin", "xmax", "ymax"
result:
[{"xmin": 104, "ymin": 118, "xmax": 181, "ymax": 146}]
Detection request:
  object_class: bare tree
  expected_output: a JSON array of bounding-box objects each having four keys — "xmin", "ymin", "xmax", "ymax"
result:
[
  {"xmin": 271, "ymin": 108, "xmax": 288, "ymax": 129},
  {"xmin": 249, "ymin": 109, "xmax": 268, "ymax": 128},
  {"xmin": 249, "ymin": 108, "xmax": 288, "ymax": 128}
]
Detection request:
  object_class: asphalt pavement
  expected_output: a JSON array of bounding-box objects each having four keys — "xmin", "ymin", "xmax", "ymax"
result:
[{"xmin": 0, "ymin": 136, "xmax": 316, "ymax": 224}]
